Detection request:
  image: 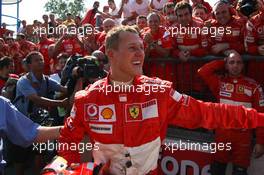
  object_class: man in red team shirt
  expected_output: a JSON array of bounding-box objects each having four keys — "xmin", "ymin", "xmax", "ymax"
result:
[
  {"xmin": 191, "ymin": 0, "xmax": 212, "ymax": 13},
  {"xmin": 162, "ymin": 2, "xmax": 177, "ymax": 27},
  {"xmin": 58, "ymin": 25, "xmax": 264, "ymax": 175},
  {"xmin": 38, "ymin": 30, "xmax": 55, "ymax": 74},
  {"xmin": 81, "ymin": 1, "xmax": 100, "ymax": 27},
  {"xmin": 97, "ymin": 18, "xmax": 116, "ymax": 53},
  {"xmin": 193, "ymin": 3, "xmax": 209, "ymax": 21},
  {"xmin": 0, "ymin": 38, "xmax": 10, "ymax": 58},
  {"xmin": 16, "ymin": 33, "xmax": 38, "ymax": 74},
  {"xmin": 207, "ymin": 0, "xmax": 245, "ymax": 55},
  {"xmin": 53, "ymin": 30, "xmax": 84, "ymax": 57},
  {"xmin": 171, "ymin": 2, "xmax": 208, "ymax": 93},
  {"xmin": 171, "ymin": 2, "xmax": 208, "ymax": 60},
  {"xmin": 5, "ymin": 36, "xmax": 20, "ymax": 59},
  {"xmin": 198, "ymin": 51, "xmax": 264, "ymax": 175},
  {"xmin": 82, "ymin": 24, "xmax": 100, "ymax": 55},
  {"xmin": 0, "ymin": 56, "xmax": 18, "ymax": 91},
  {"xmin": 136, "ymin": 15, "xmax": 148, "ymax": 31},
  {"xmin": 243, "ymin": 5, "xmax": 264, "ymax": 86},
  {"xmin": 142, "ymin": 12, "xmax": 173, "ymax": 82}
]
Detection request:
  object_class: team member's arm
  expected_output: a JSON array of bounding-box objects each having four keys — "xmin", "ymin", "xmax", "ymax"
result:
[
  {"xmin": 252, "ymin": 85, "xmax": 264, "ymax": 158},
  {"xmin": 245, "ymin": 20, "xmax": 259, "ymax": 54},
  {"xmin": 197, "ymin": 60, "xmax": 224, "ymax": 97}
]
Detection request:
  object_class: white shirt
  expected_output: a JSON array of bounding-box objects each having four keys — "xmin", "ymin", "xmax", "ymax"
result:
[
  {"xmin": 50, "ymin": 73, "xmax": 61, "ymax": 84},
  {"xmin": 110, "ymin": 7, "xmax": 121, "ymax": 25},
  {"xmin": 123, "ymin": 1, "xmax": 133, "ymax": 18},
  {"xmin": 131, "ymin": 0, "xmax": 150, "ymax": 16},
  {"xmin": 152, "ymin": 0, "xmax": 168, "ymax": 10}
]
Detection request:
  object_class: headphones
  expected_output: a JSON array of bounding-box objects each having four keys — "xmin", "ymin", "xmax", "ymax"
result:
[{"xmin": 212, "ymin": 0, "xmax": 237, "ymax": 19}]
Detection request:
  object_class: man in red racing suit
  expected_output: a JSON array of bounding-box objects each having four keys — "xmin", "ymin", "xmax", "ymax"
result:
[
  {"xmin": 198, "ymin": 51, "xmax": 264, "ymax": 175},
  {"xmin": 58, "ymin": 26, "xmax": 264, "ymax": 175}
]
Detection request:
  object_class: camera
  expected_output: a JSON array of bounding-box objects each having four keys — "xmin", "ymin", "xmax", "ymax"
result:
[
  {"xmin": 238, "ymin": 0, "xmax": 257, "ymax": 17},
  {"xmin": 29, "ymin": 108, "xmax": 54, "ymax": 126},
  {"xmin": 61, "ymin": 55, "xmax": 107, "ymax": 96}
]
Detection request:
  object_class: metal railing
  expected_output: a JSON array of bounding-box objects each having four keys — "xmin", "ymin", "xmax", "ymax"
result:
[
  {"xmin": 144, "ymin": 55, "xmax": 264, "ymax": 101},
  {"xmin": 144, "ymin": 55, "xmax": 264, "ymax": 138}
]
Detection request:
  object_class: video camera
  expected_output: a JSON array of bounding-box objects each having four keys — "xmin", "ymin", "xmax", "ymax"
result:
[
  {"xmin": 238, "ymin": 0, "xmax": 258, "ymax": 17},
  {"xmin": 61, "ymin": 55, "xmax": 107, "ymax": 96},
  {"xmin": 29, "ymin": 108, "xmax": 54, "ymax": 126}
]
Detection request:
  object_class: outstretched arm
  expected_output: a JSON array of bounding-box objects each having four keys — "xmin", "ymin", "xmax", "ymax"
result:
[{"xmin": 167, "ymin": 90, "xmax": 264, "ymax": 129}]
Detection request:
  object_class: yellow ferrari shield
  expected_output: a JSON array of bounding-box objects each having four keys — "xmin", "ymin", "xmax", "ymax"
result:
[{"xmin": 129, "ymin": 106, "xmax": 140, "ymax": 119}]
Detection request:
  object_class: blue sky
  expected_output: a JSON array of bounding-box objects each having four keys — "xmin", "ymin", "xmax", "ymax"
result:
[
  {"xmin": 2, "ymin": 0, "xmax": 121, "ymax": 30},
  {"xmin": 3, "ymin": 0, "xmax": 218, "ymax": 31}
]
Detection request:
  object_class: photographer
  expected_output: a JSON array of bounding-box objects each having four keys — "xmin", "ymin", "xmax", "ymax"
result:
[
  {"xmin": 9, "ymin": 51, "xmax": 68, "ymax": 175},
  {"xmin": 60, "ymin": 55, "xmax": 107, "ymax": 100},
  {"xmin": 92, "ymin": 50, "xmax": 110, "ymax": 72}
]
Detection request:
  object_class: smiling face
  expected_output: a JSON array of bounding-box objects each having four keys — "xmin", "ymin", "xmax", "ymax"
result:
[
  {"xmin": 193, "ymin": 8, "xmax": 207, "ymax": 21},
  {"xmin": 147, "ymin": 13, "xmax": 160, "ymax": 32},
  {"xmin": 214, "ymin": 3, "xmax": 231, "ymax": 25},
  {"xmin": 136, "ymin": 17, "xmax": 147, "ymax": 30},
  {"xmin": 106, "ymin": 30, "xmax": 145, "ymax": 82}
]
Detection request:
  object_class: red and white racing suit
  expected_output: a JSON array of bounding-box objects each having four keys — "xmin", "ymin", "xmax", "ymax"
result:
[
  {"xmin": 207, "ymin": 16, "xmax": 245, "ymax": 54},
  {"xmin": 141, "ymin": 26, "xmax": 174, "ymax": 82},
  {"xmin": 245, "ymin": 12, "xmax": 264, "ymax": 86},
  {"xmin": 59, "ymin": 75, "xmax": 264, "ymax": 174},
  {"xmin": 198, "ymin": 60, "xmax": 264, "ymax": 167},
  {"xmin": 171, "ymin": 19, "xmax": 209, "ymax": 93},
  {"xmin": 245, "ymin": 12, "xmax": 264, "ymax": 54}
]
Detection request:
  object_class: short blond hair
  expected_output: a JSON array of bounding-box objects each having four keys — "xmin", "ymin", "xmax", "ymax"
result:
[{"xmin": 105, "ymin": 25, "xmax": 139, "ymax": 51}]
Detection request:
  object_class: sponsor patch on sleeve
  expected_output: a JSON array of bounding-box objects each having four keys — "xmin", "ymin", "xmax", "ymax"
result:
[{"xmin": 170, "ymin": 89, "xmax": 182, "ymax": 102}]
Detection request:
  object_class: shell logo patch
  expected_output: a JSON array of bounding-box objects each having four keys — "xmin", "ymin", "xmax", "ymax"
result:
[{"xmin": 101, "ymin": 108, "xmax": 114, "ymax": 120}]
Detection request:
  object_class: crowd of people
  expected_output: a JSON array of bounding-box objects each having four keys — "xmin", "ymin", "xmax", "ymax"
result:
[{"xmin": 1, "ymin": 0, "xmax": 264, "ymax": 175}]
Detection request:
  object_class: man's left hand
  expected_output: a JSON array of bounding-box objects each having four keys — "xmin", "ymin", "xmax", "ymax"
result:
[
  {"xmin": 253, "ymin": 144, "xmax": 264, "ymax": 158},
  {"xmin": 211, "ymin": 43, "xmax": 229, "ymax": 55}
]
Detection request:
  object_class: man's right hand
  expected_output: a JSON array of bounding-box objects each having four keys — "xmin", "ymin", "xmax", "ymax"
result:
[
  {"xmin": 258, "ymin": 45, "xmax": 264, "ymax": 55},
  {"xmin": 60, "ymin": 98, "xmax": 69, "ymax": 108},
  {"xmin": 179, "ymin": 50, "xmax": 190, "ymax": 62}
]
